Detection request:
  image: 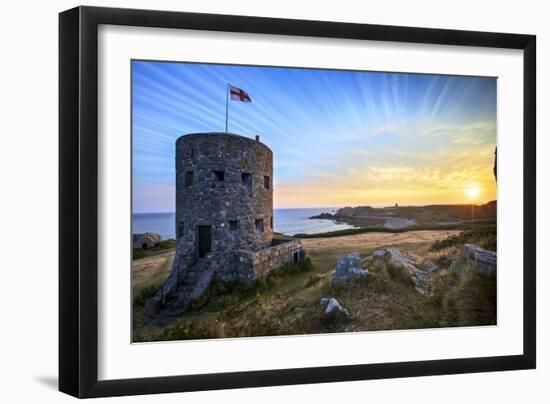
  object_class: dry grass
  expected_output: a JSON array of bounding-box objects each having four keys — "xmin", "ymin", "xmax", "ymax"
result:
[
  {"xmin": 132, "ymin": 250, "xmax": 174, "ymax": 296},
  {"xmin": 132, "ymin": 229, "xmax": 497, "ymax": 342},
  {"xmin": 301, "ymin": 230, "xmax": 460, "ymax": 273}
]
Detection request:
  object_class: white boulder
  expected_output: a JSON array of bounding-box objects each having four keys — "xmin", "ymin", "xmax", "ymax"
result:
[
  {"xmin": 320, "ymin": 297, "xmax": 350, "ymax": 318},
  {"xmin": 332, "ymin": 253, "xmax": 369, "ymax": 284}
]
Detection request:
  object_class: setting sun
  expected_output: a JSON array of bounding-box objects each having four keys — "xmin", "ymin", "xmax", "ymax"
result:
[{"xmin": 465, "ymin": 186, "xmax": 481, "ymax": 199}]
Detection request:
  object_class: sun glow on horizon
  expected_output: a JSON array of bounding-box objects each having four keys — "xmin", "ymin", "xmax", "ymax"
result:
[{"xmin": 465, "ymin": 185, "xmax": 481, "ymax": 200}]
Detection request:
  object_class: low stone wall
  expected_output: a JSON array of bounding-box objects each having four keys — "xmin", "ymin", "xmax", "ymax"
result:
[
  {"xmin": 204, "ymin": 239, "xmax": 304, "ymax": 283},
  {"xmin": 146, "ymin": 239, "xmax": 305, "ymax": 318},
  {"xmin": 215, "ymin": 239, "xmax": 306, "ymax": 282},
  {"xmin": 250, "ymin": 239, "xmax": 305, "ymax": 278}
]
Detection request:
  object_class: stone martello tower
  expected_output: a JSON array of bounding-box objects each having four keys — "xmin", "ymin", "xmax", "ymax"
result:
[
  {"xmin": 175, "ymin": 132, "xmax": 273, "ymax": 258},
  {"xmin": 146, "ymin": 133, "xmax": 304, "ymax": 318}
]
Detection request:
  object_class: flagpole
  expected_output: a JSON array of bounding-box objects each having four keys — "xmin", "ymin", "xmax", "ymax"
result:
[{"xmin": 225, "ymin": 83, "xmax": 229, "ymax": 133}]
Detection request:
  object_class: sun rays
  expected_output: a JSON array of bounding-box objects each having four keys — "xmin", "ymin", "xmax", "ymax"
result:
[{"xmin": 132, "ymin": 61, "xmax": 497, "ymax": 212}]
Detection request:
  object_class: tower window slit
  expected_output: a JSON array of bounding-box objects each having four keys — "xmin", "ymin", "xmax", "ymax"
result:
[
  {"xmin": 241, "ymin": 172, "xmax": 252, "ymax": 188},
  {"xmin": 229, "ymin": 220, "xmax": 239, "ymax": 234},
  {"xmin": 255, "ymin": 219, "xmax": 264, "ymax": 233},
  {"xmin": 185, "ymin": 171, "xmax": 193, "ymax": 187},
  {"xmin": 213, "ymin": 170, "xmax": 225, "ymax": 182}
]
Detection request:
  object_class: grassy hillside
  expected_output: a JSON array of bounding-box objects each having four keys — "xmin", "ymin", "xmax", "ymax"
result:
[{"xmin": 132, "ymin": 228, "xmax": 496, "ymax": 342}]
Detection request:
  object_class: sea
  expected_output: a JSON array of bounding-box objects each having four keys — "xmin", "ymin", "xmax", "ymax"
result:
[{"xmin": 132, "ymin": 207, "xmax": 355, "ymax": 239}]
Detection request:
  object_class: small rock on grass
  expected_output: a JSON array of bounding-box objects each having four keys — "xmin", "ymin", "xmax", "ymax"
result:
[
  {"xmin": 332, "ymin": 253, "xmax": 369, "ymax": 284},
  {"xmin": 320, "ymin": 297, "xmax": 350, "ymax": 319}
]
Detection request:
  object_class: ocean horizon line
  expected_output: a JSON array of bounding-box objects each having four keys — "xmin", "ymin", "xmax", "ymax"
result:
[
  {"xmin": 132, "ymin": 207, "xmax": 356, "ymax": 238},
  {"xmin": 133, "ymin": 207, "xmax": 341, "ymax": 215},
  {"xmin": 133, "ymin": 199, "xmax": 496, "ymax": 216}
]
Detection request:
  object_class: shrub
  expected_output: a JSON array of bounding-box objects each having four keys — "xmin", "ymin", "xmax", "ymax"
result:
[
  {"xmin": 188, "ymin": 279, "xmax": 262, "ymax": 311},
  {"xmin": 385, "ymin": 262, "xmax": 415, "ymax": 288},
  {"xmin": 427, "ymin": 270, "xmax": 459, "ymax": 308},
  {"xmin": 132, "ymin": 239, "xmax": 176, "ymax": 261},
  {"xmin": 133, "ymin": 285, "xmax": 159, "ymax": 307},
  {"xmin": 152, "ymin": 239, "xmax": 176, "ymax": 251},
  {"xmin": 367, "ymin": 259, "xmax": 386, "ymax": 274},
  {"xmin": 188, "ymin": 291, "xmax": 210, "ymax": 310},
  {"xmin": 305, "ymin": 274, "xmax": 322, "ymax": 288},
  {"xmin": 368, "ymin": 270, "xmax": 392, "ymax": 293},
  {"xmin": 132, "ymin": 248, "xmax": 146, "ymax": 260},
  {"xmin": 434, "ymin": 254, "xmax": 453, "ymax": 269},
  {"xmin": 270, "ymin": 257, "xmax": 314, "ymax": 279},
  {"xmin": 442, "ymin": 269, "xmax": 496, "ymax": 326},
  {"xmin": 319, "ymin": 280, "xmax": 346, "ymax": 298},
  {"xmin": 430, "ymin": 225, "xmax": 496, "ymax": 252},
  {"xmin": 159, "ymin": 319, "xmax": 218, "ymax": 341}
]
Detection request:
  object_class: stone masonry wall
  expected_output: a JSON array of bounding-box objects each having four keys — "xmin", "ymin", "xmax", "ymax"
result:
[
  {"xmin": 175, "ymin": 133, "xmax": 273, "ymax": 257},
  {"xmin": 250, "ymin": 239, "xmax": 305, "ymax": 279},
  {"xmin": 210, "ymin": 239, "xmax": 305, "ymax": 283}
]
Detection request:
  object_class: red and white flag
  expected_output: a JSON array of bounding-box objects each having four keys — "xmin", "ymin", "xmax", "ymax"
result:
[{"xmin": 229, "ymin": 84, "xmax": 252, "ymax": 102}]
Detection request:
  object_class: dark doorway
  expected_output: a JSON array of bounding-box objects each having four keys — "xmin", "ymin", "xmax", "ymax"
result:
[{"xmin": 197, "ymin": 225, "xmax": 212, "ymax": 258}]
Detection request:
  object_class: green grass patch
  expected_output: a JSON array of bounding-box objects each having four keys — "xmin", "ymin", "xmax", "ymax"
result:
[
  {"xmin": 132, "ymin": 248, "xmax": 147, "ymax": 260},
  {"xmin": 133, "ymin": 239, "xmax": 176, "ymax": 260},
  {"xmin": 188, "ymin": 258, "xmax": 315, "ymax": 313},
  {"xmin": 304, "ymin": 274, "xmax": 322, "ymax": 288},
  {"xmin": 430, "ymin": 225, "xmax": 496, "ymax": 252},
  {"xmin": 158, "ymin": 319, "xmax": 218, "ymax": 341},
  {"xmin": 385, "ymin": 262, "xmax": 415, "ymax": 288},
  {"xmin": 294, "ymin": 221, "xmax": 496, "ymax": 239},
  {"xmin": 442, "ymin": 269, "xmax": 496, "ymax": 326},
  {"xmin": 133, "ymin": 284, "xmax": 160, "ymax": 307},
  {"xmin": 269, "ymin": 257, "xmax": 314, "ymax": 279}
]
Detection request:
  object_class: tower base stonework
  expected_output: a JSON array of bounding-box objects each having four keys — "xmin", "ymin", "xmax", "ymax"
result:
[{"xmin": 145, "ymin": 239, "xmax": 305, "ymax": 319}]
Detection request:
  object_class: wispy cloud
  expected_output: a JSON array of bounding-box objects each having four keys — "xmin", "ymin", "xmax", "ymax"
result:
[{"xmin": 132, "ymin": 61, "xmax": 497, "ymax": 211}]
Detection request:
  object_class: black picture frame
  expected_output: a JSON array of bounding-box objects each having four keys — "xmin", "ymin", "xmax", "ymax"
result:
[{"xmin": 59, "ymin": 5, "xmax": 536, "ymax": 398}]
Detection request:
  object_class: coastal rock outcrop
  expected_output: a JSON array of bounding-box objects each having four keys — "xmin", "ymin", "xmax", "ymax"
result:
[
  {"xmin": 133, "ymin": 232, "xmax": 161, "ymax": 249},
  {"xmin": 450, "ymin": 244, "xmax": 497, "ymax": 276},
  {"xmin": 372, "ymin": 248, "xmax": 438, "ymax": 293},
  {"xmin": 320, "ymin": 297, "xmax": 350, "ymax": 319},
  {"xmin": 332, "ymin": 252, "xmax": 369, "ymax": 284}
]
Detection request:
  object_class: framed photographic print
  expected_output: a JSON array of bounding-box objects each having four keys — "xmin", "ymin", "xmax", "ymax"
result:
[{"xmin": 59, "ymin": 6, "xmax": 536, "ymax": 398}]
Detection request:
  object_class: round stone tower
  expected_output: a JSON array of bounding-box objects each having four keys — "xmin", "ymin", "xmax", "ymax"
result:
[
  {"xmin": 145, "ymin": 132, "xmax": 304, "ymax": 318},
  {"xmin": 175, "ymin": 132, "xmax": 273, "ymax": 258}
]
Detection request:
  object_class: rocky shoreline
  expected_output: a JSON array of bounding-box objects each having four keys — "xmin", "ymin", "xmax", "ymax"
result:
[
  {"xmin": 310, "ymin": 210, "xmax": 415, "ymax": 230},
  {"xmin": 310, "ymin": 201, "xmax": 496, "ymax": 231}
]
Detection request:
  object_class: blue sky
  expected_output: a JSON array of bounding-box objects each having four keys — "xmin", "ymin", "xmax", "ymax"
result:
[{"xmin": 132, "ymin": 60, "xmax": 496, "ymax": 213}]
